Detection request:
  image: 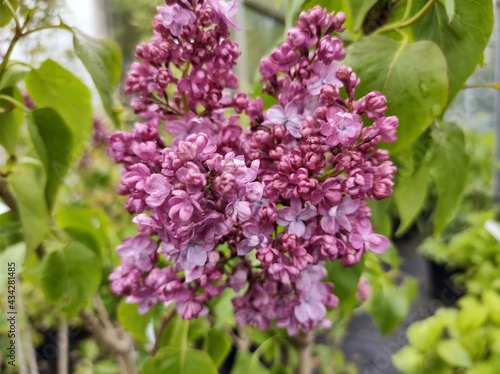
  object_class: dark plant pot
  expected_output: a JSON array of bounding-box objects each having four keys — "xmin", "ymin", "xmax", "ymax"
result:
[{"xmin": 426, "ymin": 259, "xmax": 465, "ymax": 306}]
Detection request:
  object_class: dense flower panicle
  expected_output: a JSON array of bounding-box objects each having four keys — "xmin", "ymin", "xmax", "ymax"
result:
[{"xmin": 109, "ymin": 0, "xmax": 398, "ymax": 334}]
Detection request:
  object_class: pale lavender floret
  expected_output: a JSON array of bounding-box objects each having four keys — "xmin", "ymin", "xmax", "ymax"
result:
[
  {"xmin": 307, "ymin": 61, "xmax": 343, "ymax": 96},
  {"xmin": 321, "ymin": 107, "xmax": 362, "ymax": 147},
  {"xmin": 157, "ymin": 4, "xmax": 196, "ymax": 36},
  {"xmin": 276, "ymin": 198, "xmax": 317, "ymax": 237},
  {"xmin": 116, "ymin": 235, "xmax": 157, "ymax": 272},
  {"xmin": 236, "ymin": 222, "xmax": 270, "ymax": 255},
  {"xmin": 167, "ymin": 190, "xmax": 203, "ymax": 223},
  {"xmin": 262, "ymin": 103, "xmax": 304, "ymax": 138},
  {"xmin": 176, "ymin": 162, "xmax": 207, "ymax": 193},
  {"xmin": 208, "ymin": 0, "xmax": 240, "ymax": 30},
  {"xmin": 349, "ymin": 218, "xmax": 390, "ymax": 254},
  {"xmin": 144, "ymin": 174, "xmax": 171, "ymax": 207},
  {"xmin": 320, "ymin": 196, "xmax": 360, "ymax": 234}
]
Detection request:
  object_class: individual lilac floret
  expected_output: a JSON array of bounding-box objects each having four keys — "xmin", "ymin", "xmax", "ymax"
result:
[
  {"xmin": 307, "ymin": 61, "xmax": 343, "ymax": 96},
  {"xmin": 116, "ymin": 235, "xmax": 157, "ymax": 272},
  {"xmin": 320, "ymin": 107, "xmax": 362, "ymax": 147},
  {"xmin": 157, "ymin": 4, "xmax": 196, "ymax": 36},
  {"xmin": 262, "ymin": 103, "xmax": 304, "ymax": 138},
  {"xmin": 208, "ymin": 0, "xmax": 240, "ymax": 30},
  {"xmin": 277, "ymin": 198, "xmax": 317, "ymax": 237}
]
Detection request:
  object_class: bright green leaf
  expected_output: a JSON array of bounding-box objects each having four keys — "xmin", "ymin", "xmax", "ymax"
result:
[
  {"xmin": 117, "ymin": 300, "xmax": 153, "ymax": 343},
  {"xmin": 407, "ymin": 317, "xmax": 444, "ymax": 351},
  {"xmin": 392, "ymin": 346, "xmax": 425, "ymax": 374},
  {"xmin": 0, "ymin": 242, "xmax": 25, "ymax": 291},
  {"xmin": 40, "ymin": 242, "xmax": 102, "ymax": 315},
  {"xmin": 27, "ymin": 108, "xmax": 73, "ymax": 210},
  {"xmin": 142, "ymin": 347, "xmax": 217, "ymax": 374},
  {"xmin": 8, "ymin": 159, "xmax": 49, "ymax": 254},
  {"xmin": 24, "ymin": 59, "xmax": 92, "ymax": 156},
  {"xmin": 72, "ymin": 29, "xmax": 123, "ymax": 127},
  {"xmin": 412, "ymin": 0, "xmax": 494, "ymax": 103},
  {"xmin": 0, "ymin": 0, "xmax": 18, "ymax": 27},
  {"xmin": 436, "ymin": 340, "xmax": 473, "ymax": 368},
  {"xmin": 429, "ymin": 123, "xmax": 469, "ymax": 234},
  {"xmin": 0, "ymin": 62, "xmax": 31, "ymax": 90},
  {"xmin": 205, "ymin": 328, "xmax": 232, "ymax": 367},
  {"xmin": 0, "ymin": 86, "xmax": 24, "ymax": 154},
  {"xmin": 344, "ymin": 36, "xmax": 448, "ymax": 152}
]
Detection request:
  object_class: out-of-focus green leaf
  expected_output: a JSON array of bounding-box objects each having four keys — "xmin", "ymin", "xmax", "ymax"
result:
[
  {"xmin": 72, "ymin": 29, "xmax": 123, "ymax": 127},
  {"xmin": 54, "ymin": 208, "xmax": 111, "ymax": 259},
  {"xmin": 8, "ymin": 159, "xmax": 49, "ymax": 254},
  {"xmin": 0, "ymin": 0, "xmax": 18, "ymax": 27},
  {"xmin": 24, "ymin": 59, "xmax": 92, "ymax": 156},
  {"xmin": 412, "ymin": 0, "xmax": 493, "ymax": 103},
  {"xmin": 0, "ymin": 211, "xmax": 22, "ymax": 248},
  {"xmin": 205, "ymin": 328, "xmax": 232, "ymax": 367},
  {"xmin": 40, "ymin": 242, "xmax": 102, "ymax": 315},
  {"xmin": 407, "ymin": 317, "xmax": 444, "ymax": 351},
  {"xmin": 0, "ymin": 242, "xmax": 25, "ymax": 291},
  {"xmin": 117, "ymin": 300, "xmax": 153, "ymax": 343},
  {"xmin": 392, "ymin": 346, "xmax": 425, "ymax": 374},
  {"xmin": 429, "ymin": 123, "xmax": 469, "ymax": 234},
  {"xmin": 0, "ymin": 86, "xmax": 24, "ymax": 155},
  {"xmin": 369, "ymin": 278, "xmax": 417, "ymax": 334},
  {"xmin": 326, "ymin": 259, "xmax": 364, "ymax": 314},
  {"xmin": 344, "ymin": 36, "xmax": 448, "ymax": 152},
  {"xmin": 232, "ymin": 350, "xmax": 270, "ymax": 374},
  {"xmin": 436, "ymin": 340, "xmax": 472, "ymax": 368},
  {"xmin": 27, "ymin": 108, "xmax": 73, "ymax": 210},
  {"xmin": 0, "ymin": 62, "xmax": 31, "ymax": 90},
  {"xmin": 142, "ymin": 347, "xmax": 217, "ymax": 374}
]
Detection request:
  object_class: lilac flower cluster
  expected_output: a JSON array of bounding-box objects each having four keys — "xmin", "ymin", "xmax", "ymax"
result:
[{"xmin": 108, "ymin": 0, "xmax": 397, "ymax": 334}]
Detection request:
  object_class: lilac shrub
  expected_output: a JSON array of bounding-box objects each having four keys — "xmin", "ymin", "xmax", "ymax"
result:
[{"xmin": 108, "ymin": 0, "xmax": 398, "ymax": 335}]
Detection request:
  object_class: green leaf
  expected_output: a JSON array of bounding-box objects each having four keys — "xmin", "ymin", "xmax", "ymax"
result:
[
  {"xmin": 8, "ymin": 159, "xmax": 49, "ymax": 254},
  {"xmin": 344, "ymin": 36, "xmax": 448, "ymax": 152},
  {"xmin": 352, "ymin": 0, "xmax": 379, "ymax": 33},
  {"xmin": 24, "ymin": 59, "xmax": 92, "ymax": 156},
  {"xmin": 72, "ymin": 29, "xmax": 123, "ymax": 127},
  {"xmin": 0, "ymin": 211, "xmax": 22, "ymax": 248},
  {"xmin": 407, "ymin": 317, "xmax": 444, "ymax": 351},
  {"xmin": 55, "ymin": 208, "xmax": 111, "ymax": 259},
  {"xmin": 142, "ymin": 347, "xmax": 217, "ymax": 374},
  {"xmin": 325, "ymin": 259, "xmax": 364, "ymax": 314},
  {"xmin": 0, "ymin": 86, "xmax": 24, "ymax": 154},
  {"xmin": 436, "ymin": 340, "xmax": 473, "ymax": 368},
  {"xmin": 27, "ymin": 108, "xmax": 73, "ymax": 210},
  {"xmin": 439, "ymin": 0, "xmax": 455, "ymax": 23},
  {"xmin": 117, "ymin": 300, "xmax": 153, "ymax": 343},
  {"xmin": 205, "ymin": 328, "xmax": 232, "ymax": 367},
  {"xmin": 0, "ymin": 242, "xmax": 25, "ymax": 291},
  {"xmin": 0, "ymin": 62, "xmax": 31, "ymax": 90},
  {"xmin": 394, "ymin": 161, "xmax": 429, "ymax": 236},
  {"xmin": 412, "ymin": 0, "xmax": 494, "ymax": 104},
  {"xmin": 392, "ymin": 346, "xmax": 425, "ymax": 374},
  {"xmin": 369, "ymin": 278, "xmax": 417, "ymax": 334},
  {"xmin": 231, "ymin": 350, "xmax": 270, "ymax": 374},
  {"xmin": 40, "ymin": 242, "xmax": 102, "ymax": 315},
  {"xmin": 0, "ymin": 0, "xmax": 18, "ymax": 27},
  {"xmin": 429, "ymin": 123, "xmax": 469, "ymax": 234}
]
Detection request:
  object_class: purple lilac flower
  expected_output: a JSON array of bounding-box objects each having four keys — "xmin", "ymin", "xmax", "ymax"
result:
[{"xmin": 109, "ymin": 1, "xmax": 398, "ymax": 333}]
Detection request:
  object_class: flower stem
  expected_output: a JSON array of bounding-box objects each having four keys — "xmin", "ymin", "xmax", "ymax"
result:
[
  {"xmin": 374, "ymin": 0, "xmax": 436, "ymax": 35},
  {"xmin": 297, "ymin": 331, "xmax": 313, "ymax": 374}
]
